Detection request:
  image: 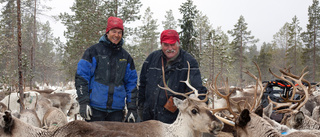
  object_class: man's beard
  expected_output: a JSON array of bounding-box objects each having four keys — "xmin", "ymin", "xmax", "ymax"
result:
[{"xmin": 166, "ymin": 50, "xmax": 176, "ymax": 53}]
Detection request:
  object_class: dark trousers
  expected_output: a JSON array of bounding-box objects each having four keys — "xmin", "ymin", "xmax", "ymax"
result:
[{"xmin": 86, "ymin": 108, "xmax": 124, "ymax": 122}]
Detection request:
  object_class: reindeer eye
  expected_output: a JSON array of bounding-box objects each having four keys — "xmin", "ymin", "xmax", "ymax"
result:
[{"xmin": 191, "ymin": 109, "xmax": 198, "ymax": 114}]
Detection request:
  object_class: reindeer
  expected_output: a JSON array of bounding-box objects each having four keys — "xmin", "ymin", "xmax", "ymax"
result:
[
  {"xmin": 42, "ymin": 107, "xmax": 68, "ymax": 131},
  {"xmin": 66, "ymin": 100, "xmax": 80, "ymax": 120},
  {"xmin": 0, "ymin": 110, "xmax": 134, "ymax": 137},
  {"xmin": 211, "ymin": 62, "xmax": 320, "ymax": 137},
  {"xmin": 1, "ymin": 91, "xmax": 39, "ymax": 113},
  {"xmin": 235, "ymin": 107, "xmax": 320, "ymax": 137},
  {"xmin": 0, "ymin": 61, "xmax": 224, "ymax": 137},
  {"xmin": 266, "ymin": 68, "xmax": 320, "ymax": 131},
  {"xmin": 36, "ymin": 92, "xmax": 75, "ymax": 115}
]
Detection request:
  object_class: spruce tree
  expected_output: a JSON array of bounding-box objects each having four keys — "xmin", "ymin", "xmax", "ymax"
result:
[
  {"xmin": 0, "ymin": 0, "xmax": 18, "ymax": 89},
  {"xmin": 286, "ymin": 16, "xmax": 303, "ymax": 75},
  {"xmin": 162, "ymin": 9, "xmax": 177, "ymax": 30},
  {"xmin": 179, "ymin": 0, "xmax": 199, "ymax": 58},
  {"xmin": 301, "ymin": 0, "xmax": 320, "ymax": 82},
  {"xmin": 227, "ymin": 15, "xmax": 258, "ymax": 87},
  {"xmin": 273, "ymin": 22, "xmax": 290, "ymax": 70},
  {"xmin": 201, "ymin": 27, "xmax": 230, "ymax": 83},
  {"xmin": 257, "ymin": 42, "xmax": 273, "ymax": 81},
  {"xmin": 138, "ymin": 7, "xmax": 159, "ymax": 56}
]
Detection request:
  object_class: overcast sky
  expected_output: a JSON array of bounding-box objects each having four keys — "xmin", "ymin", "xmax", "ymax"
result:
[{"xmin": 45, "ymin": 0, "xmax": 313, "ymax": 48}]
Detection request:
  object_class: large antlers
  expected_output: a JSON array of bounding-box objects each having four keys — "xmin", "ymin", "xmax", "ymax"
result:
[
  {"xmin": 158, "ymin": 61, "xmax": 207, "ymax": 101},
  {"xmin": 268, "ymin": 68, "xmax": 310, "ymax": 113},
  {"xmin": 243, "ymin": 62, "xmax": 267, "ymax": 111}
]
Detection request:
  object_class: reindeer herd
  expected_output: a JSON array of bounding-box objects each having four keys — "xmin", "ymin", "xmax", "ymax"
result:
[{"xmin": 0, "ymin": 62, "xmax": 320, "ymax": 137}]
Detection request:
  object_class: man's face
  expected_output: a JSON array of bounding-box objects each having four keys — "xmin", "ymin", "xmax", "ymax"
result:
[
  {"xmin": 161, "ymin": 42, "xmax": 179, "ymax": 59},
  {"xmin": 107, "ymin": 28, "xmax": 123, "ymax": 44}
]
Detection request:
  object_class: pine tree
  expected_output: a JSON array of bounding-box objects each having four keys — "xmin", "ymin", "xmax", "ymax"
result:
[
  {"xmin": 194, "ymin": 11, "xmax": 211, "ymax": 56},
  {"xmin": 179, "ymin": 0, "xmax": 199, "ymax": 59},
  {"xmin": 162, "ymin": 9, "xmax": 177, "ymax": 30},
  {"xmin": 257, "ymin": 42, "xmax": 273, "ymax": 81},
  {"xmin": 138, "ymin": 7, "xmax": 159, "ymax": 56},
  {"xmin": 201, "ymin": 27, "xmax": 230, "ymax": 83},
  {"xmin": 286, "ymin": 15, "xmax": 303, "ymax": 75},
  {"xmin": 227, "ymin": 15, "xmax": 258, "ymax": 86},
  {"xmin": 301, "ymin": 0, "xmax": 320, "ymax": 82},
  {"xmin": 272, "ymin": 22, "xmax": 290, "ymax": 70},
  {"xmin": 34, "ymin": 21, "xmax": 59, "ymax": 85},
  {"xmin": 0, "ymin": 0, "xmax": 18, "ymax": 89},
  {"xmin": 129, "ymin": 7, "xmax": 159, "ymax": 73}
]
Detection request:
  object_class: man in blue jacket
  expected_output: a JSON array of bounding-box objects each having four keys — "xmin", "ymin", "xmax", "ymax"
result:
[
  {"xmin": 75, "ymin": 16, "xmax": 138, "ymax": 122},
  {"xmin": 138, "ymin": 29, "xmax": 207, "ymax": 124}
]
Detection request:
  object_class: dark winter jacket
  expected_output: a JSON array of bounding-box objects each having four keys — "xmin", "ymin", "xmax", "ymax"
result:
[
  {"xmin": 75, "ymin": 34, "xmax": 138, "ymax": 111},
  {"xmin": 138, "ymin": 49, "xmax": 207, "ymax": 124}
]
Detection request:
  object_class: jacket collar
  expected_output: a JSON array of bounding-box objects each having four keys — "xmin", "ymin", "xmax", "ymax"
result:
[{"xmin": 99, "ymin": 34, "xmax": 124, "ymax": 50}]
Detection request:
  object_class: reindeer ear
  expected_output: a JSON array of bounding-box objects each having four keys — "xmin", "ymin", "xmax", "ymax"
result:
[
  {"xmin": 294, "ymin": 111, "xmax": 305, "ymax": 125},
  {"xmin": 263, "ymin": 103, "xmax": 273, "ymax": 118},
  {"xmin": 4, "ymin": 110, "xmax": 14, "ymax": 134},
  {"xmin": 236, "ymin": 109, "xmax": 251, "ymax": 127},
  {"xmin": 173, "ymin": 97, "xmax": 187, "ymax": 110},
  {"xmin": 254, "ymin": 105, "xmax": 263, "ymax": 117}
]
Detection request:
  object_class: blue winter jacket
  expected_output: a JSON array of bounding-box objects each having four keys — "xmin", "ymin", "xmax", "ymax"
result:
[{"xmin": 75, "ymin": 34, "xmax": 138, "ymax": 110}]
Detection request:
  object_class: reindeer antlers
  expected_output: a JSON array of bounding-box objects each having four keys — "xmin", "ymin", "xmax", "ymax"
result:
[
  {"xmin": 243, "ymin": 62, "xmax": 267, "ymax": 111},
  {"xmin": 158, "ymin": 61, "xmax": 208, "ymax": 102},
  {"xmin": 268, "ymin": 68, "xmax": 310, "ymax": 113}
]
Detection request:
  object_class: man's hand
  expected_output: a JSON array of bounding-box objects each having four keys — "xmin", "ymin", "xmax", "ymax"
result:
[
  {"xmin": 125, "ymin": 109, "xmax": 138, "ymax": 123},
  {"xmin": 79, "ymin": 104, "xmax": 92, "ymax": 120}
]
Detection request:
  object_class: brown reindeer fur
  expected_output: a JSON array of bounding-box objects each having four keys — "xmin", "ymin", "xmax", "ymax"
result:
[
  {"xmin": 35, "ymin": 97, "xmax": 53, "ymax": 123},
  {"xmin": 52, "ymin": 120, "xmax": 135, "ymax": 137},
  {"xmin": 40, "ymin": 92, "xmax": 73, "ymax": 115},
  {"xmin": 0, "ymin": 96, "xmax": 224, "ymax": 137},
  {"xmin": 33, "ymin": 89, "xmax": 55, "ymax": 95},
  {"xmin": 92, "ymin": 97, "xmax": 224, "ymax": 137},
  {"xmin": 311, "ymin": 106, "xmax": 320, "ymax": 122},
  {"xmin": 0, "ymin": 111, "xmax": 134, "ymax": 137},
  {"xmin": 0, "ymin": 102, "xmax": 8, "ymax": 113},
  {"xmin": 281, "ymin": 110, "xmax": 320, "ymax": 130},
  {"xmin": 42, "ymin": 107, "xmax": 68, "ymax": 131},
  {"xmin": 235, "ymin": 108, "xmax": 320, "ymax": 137},
  {"xmin": 19, "ymin": 108, "xmax": 41, "ymax": 128}
]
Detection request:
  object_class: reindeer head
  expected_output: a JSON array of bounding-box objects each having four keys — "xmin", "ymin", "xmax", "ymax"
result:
[
  {"xmin": 172, "ymin": 96, "xmax": 224, "ymax": 134},
  {"xmin": 67, "ymin": 101, "xmax": 79, "ymax": 117},
  {"xmin": 0, "ymin": 110, "xmax": 14, "ymax": 134},
  {"xmin": 159, "ymin": 61, "xmax": 224, "ymax": 135},
  {"xmin": 281, "ymin": 110, "xmax": 305, "ymax": 129}
]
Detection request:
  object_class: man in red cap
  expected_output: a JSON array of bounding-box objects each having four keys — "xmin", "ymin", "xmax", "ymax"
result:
[
  {"xmin": 138, "ymin": 29, "xmax": 207, "ymax": 124},
  {"xmin": 75, "ymin": 16, "xmax": 138, "ymax": 123}
]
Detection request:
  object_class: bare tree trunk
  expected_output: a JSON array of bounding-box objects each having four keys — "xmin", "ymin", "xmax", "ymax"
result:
[
  {"xmin": 239, "ymin": 33, "xmax": 243, "ymax": 87},
  {"xmin": 313, "ymin": 27, "xmax": 316, "ymax": 82},
  {"xmin": 115, "ymin": 0, "xmax": 118, "ymax": 16},
  {"xmin": 211, "ymin": 40, "xmax": 214, "ymax": 81},
  {"xmin": 30, "ymin": 0, "xmax": 37, "ymax": 90},
  {"xmin": 17, "ymin": 0, "xmax": 24, "ymax": 112}
]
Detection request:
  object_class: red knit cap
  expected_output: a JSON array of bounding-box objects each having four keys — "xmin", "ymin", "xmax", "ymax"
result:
[
  {"xmin": 106, "ymin": 16, "xmax": 124, "ymax": 33},
  {"xmin": 160, "ymin": 29, "xmax": 180, "ymax": 44}
]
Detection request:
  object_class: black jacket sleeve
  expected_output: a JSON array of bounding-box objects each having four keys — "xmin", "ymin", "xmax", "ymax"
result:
[{"xmin": 75, "ymin": 48, "xmax": 92, "ymax": 105}]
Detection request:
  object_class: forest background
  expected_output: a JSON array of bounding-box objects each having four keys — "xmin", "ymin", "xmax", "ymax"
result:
[{"xmin": 1, "ymin": 0, "xmax": 319, "ymax": 91}]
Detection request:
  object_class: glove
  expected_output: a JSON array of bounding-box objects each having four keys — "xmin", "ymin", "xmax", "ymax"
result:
[
  {"xmin": 125, "ymin": 109, "xmax": 138, "ymax": 123},
  {"xmin": 79, "ymin": 104, "xmax": 92, "ymax": 120}
]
